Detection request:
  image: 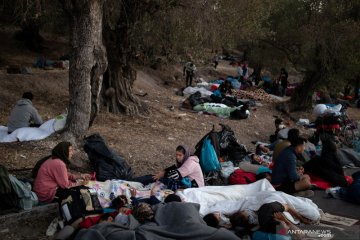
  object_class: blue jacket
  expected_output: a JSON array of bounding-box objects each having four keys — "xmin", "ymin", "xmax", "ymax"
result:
[{"xmin": 271, "ymin": 146, "xmax": 300, "ymax": 185}]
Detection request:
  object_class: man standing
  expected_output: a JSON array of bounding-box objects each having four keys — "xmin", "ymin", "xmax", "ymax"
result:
[
  {"xmin": 183, "ymin": 61, "xmax": 197, "ymax": 87},
  {"xmin": 213, "ymin": 53, "xmax": 220, "ymax": 69},
  {"xmin": 7, "ymin": 92, "xmax": 43, "ymax": 134}
]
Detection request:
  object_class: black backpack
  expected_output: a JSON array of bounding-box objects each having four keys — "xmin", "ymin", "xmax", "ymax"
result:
[
  {"xmin": 60, "ymin": 186, "xmax": 102, "ymax": 225},
  {"xmin": 84, "ymin": 134, "xmax": 133, "ymax": 181},
  {"xmin": 0, "ymin": 165, "xmax": 19, "ymax": 212}
]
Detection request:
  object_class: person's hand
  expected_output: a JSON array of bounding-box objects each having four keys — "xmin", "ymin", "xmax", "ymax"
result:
[
  {"xmin": 297, "ymin": 167, "xmax": 304, "ymax": 176},
  {"xmin": 75, "ymin": 180, "xmax": 89, "ymax": 187},
  {"xmin": 261, "ymin": 161, "xmax": 270, "ymax": 167},
  {"xmin": 274, "ymin": 212, "xmax": 287, "ymax": 223},
  {"xmin": 153, "ymin": 171, "xmax": 165, "ymax": 181},
  {"xmin": 298, "ymin": 215, "xmax": 312, "ymax": 224},
  {"xmin": 150, "ymin": 181, "xmax": 160, "ymax": 196},
  {"xmin": 130, "ymin": 188, "xmax": 137, "ymax": 198},
  {"xmin": 81, "ymin": 173, "xmax": 92, "ymax": 181}
]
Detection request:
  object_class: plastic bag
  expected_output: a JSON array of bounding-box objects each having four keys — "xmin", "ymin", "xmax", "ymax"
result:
[{"xmin": 200, "ymin": 137, "xmax": 221, "ymax": 173}]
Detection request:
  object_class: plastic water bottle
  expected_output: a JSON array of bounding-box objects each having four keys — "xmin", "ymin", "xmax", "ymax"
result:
[
  {"xmin": 109, "ymin": 182, "xmax": 117, "ymax": 200},
  {"xmin": 23, "ymin": 182, "xmax": 32, "ymax": 210}
]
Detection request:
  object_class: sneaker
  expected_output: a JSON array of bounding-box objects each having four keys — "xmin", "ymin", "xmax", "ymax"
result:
[
  {"xmin": 46, "ymin": 218, "xmax": 58, "ymax": 236},
  {"xmin": 293, "ymin": 190, "xmax": 314, "ymax": 198},
  {"xmin": 58, "ymin": 220, "xmax": 64, "ymax": 230},
  {"xmin": 325, "ymin": 187, "xmax": 341, "ymax": 199}
]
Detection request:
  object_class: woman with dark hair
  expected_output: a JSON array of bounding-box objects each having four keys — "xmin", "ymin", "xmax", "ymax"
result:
[
  {"xmin": 153, "ymin": 145, "xmax": 204, "ymax": 189},
  {"xmin": 33, "ymin": 142, "xmax": 91, "ymax": 203},
  {"xmin": 303, "ymin": 139, "xmax": 347, "ymax": 187}
]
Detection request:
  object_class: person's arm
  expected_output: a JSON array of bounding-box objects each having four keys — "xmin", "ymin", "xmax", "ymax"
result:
[
  {"xmin": 30, "ymin": 107, "xmax": 43, "ymax": 125},
  {"xmin": 283, "ymin": 204, "xmax": 311, "ymax": 224},
  {"xmin": 52, "ymin": 161, "xmax": 78, "ymax": 188},
  {"xmin": 287, "ymin": 154, "xmax": 300, "ymax": 182},
  {"xmin": 274, "ymin": 212, "xmax": 304, "ymax": 240},
  {"xmin": 165, "ymin": 164, "xmax": 183, "ymax": 180}
]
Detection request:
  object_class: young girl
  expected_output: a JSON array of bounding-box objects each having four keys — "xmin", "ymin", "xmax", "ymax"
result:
[{"xmin": 153, "ymin": 145, "xmax": 205, "ymax": 189}]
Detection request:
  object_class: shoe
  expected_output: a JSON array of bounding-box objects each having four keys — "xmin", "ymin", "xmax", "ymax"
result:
[
  {"xmin": 46, "ymin": 217, "xmax": 58, "ymax": 236},
  {"xmin": 293, "ymin": 190, "xmax": 314, "ymax": 198},
  {"xmin": 325, "ymin": 187, "xmax": 341, "ymax": 199},
  {"xmin": 58, "ymin": 220, "xmax": 64, "ymax": 230}
]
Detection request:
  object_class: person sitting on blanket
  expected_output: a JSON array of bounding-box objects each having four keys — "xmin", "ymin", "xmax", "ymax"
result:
[
  {"xmin": 218, "ymin": 80, "xmax": 233, "ymax": 96},
  {"xmin": 7, "ymin": 92, "xmax": 43, "ymax": 134},
  {"xmin": 272, "ymin": 128, "xmax": 300, "ymax": 164},
  {"xmin": 271, "ymin": 137, "xmax": 313, "ymax": 196},
  {"xmin": 153, "ymin": 145, "xmax": 205, "ymax": 190},
  {"xmin": 304, "ymin": 139, "xmax": 348, "ymax": 187},
  {"xmin": 32, "ymin": 142, "xmax": 91, "ymax": 203}
]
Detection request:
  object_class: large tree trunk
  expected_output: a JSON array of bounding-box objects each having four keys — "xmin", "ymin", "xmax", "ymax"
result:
[
  {"xmin": 102, "ymin": 1, "xmax": 148, "ymax": 116},
  {"xmin": 289, "ymin": 70, "xmax": 321, "ymax": 110},
  {"xmin": 61, "ymin": 0, "xmax": 107, "ymax": 141}
]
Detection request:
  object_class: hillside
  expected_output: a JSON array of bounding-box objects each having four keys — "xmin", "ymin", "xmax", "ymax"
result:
[{"xmin": 0, "ymin": 26, "xmax": 286, "ymax": 177}]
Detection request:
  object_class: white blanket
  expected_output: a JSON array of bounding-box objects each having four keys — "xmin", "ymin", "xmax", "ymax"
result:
[
  {"xmin": 177, "ymin": 179, "xmax": 274, "ymax": 214},
  {"xmin": 183, "ymin": 86, "xmax": 214, "ymax": 97},
  {"xmin": 177, "ymin": 179, "xmax": 322, "ymax": 222},
  {"xmin": 0, "ymin": 114, "xmax": 66, "ymax": 143}
]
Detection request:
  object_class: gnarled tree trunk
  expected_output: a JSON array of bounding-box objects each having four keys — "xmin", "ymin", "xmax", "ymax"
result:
[
  {"xmin": 102, "ymin": 1, "xmax": 148, "ymax": 116},
  {"xmin": 61, "ymin": 0, "xmax": 107, "ymax": 141},
  {"xmin": 289, "ymin": 70, "xmax": 321, "ymax": 110}
]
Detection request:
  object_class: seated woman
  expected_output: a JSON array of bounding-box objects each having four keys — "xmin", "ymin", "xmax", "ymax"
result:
[
  {"xmin": 32, "ymin": 142, "xmax": 91, "ymax": 203},
  {"xmin": 153, "ymin": 145, "xmax": 204, "ymax": 190},
  {"xmin": 304, "ymin": 139, "xmax": 348, "ymax": 187}
]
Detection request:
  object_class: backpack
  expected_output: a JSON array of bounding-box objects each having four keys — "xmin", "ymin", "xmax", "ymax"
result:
[
  {"xmin": 8, "ymin": 175, "xmax": 38, "ymax": 210},
  {"xmin": 84, "ymin": 134, "xmax": 133, "ymax": 181},
  {"xmin": 200, "ymin": 137, "xmax": 221, "ymax": 173},
  {"xmin": 60, "ymin": 186, "xmax": 102, "ymax": 225},
  {"xmin": 228, "ymin": 169, "xmax": 256, "ymax": 185},
  {"xmin": 0, "ymin": 165, "xmax": 19, "ymax": 211}
]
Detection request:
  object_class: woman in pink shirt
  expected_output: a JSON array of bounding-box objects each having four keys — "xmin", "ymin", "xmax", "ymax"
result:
[
  {"xmin": 33, "ymin": 142, "xmax": 91, "ymax": 203},
  {"xmin": 153, "ymin": 145, "xmax": 205, "ymax": 189}
]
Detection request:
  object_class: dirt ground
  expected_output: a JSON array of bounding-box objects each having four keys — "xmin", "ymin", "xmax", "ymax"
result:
[{"xmin": 1, "ymin": 25, "xmax": 360, "ymax": 239}]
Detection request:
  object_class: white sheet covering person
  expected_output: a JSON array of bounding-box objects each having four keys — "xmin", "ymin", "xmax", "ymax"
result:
[{"xmin": 177, "ymin": 179, "xmax": 322, "ymax": 223}]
